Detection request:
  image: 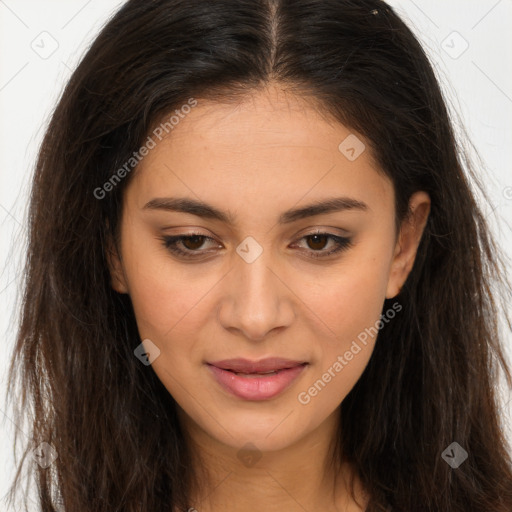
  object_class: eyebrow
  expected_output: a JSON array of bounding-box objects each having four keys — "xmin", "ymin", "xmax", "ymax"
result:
[{"xmin": 142, "ymin": 196, "xmax": 369, "ymax": 224}]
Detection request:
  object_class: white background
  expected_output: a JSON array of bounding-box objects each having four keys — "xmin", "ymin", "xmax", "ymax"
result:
[{"xmin": 1, "ymin": 1, "xmax": 511, "ymax": 509}]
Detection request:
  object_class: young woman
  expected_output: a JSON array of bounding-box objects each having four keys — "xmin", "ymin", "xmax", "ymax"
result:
[{"xmin": 6, "ymin": 0, "xmax": 512, "ymax": 511}]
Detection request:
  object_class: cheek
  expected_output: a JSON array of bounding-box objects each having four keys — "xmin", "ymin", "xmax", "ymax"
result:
[
  {"xmin": 127, "ymin": 270, "xmax": 215, "ymax": 350},
  {"xmin": 308, "ymin": 249, "xmax": 391, "ymax": 345},
  {"xmin": 118, "ymin": 232, "xmax": 204, "ymax": 349},
  {"xmin": 297, "ymin": 251, "xmax": 392, "ymax": 406}
]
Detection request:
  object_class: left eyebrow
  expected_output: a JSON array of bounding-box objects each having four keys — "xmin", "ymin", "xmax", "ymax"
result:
[
  {"xmin": 278, "ymin": 196, "xmax": 369, "ymax": 224},
  {"xmin": 142, "ymin": 196, "xmax": 370, "ymax": 225}
]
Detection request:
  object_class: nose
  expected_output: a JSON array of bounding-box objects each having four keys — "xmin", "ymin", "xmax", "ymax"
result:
[{"xmin": 217, "ymin": 246, "xmax": 296, "ymax": 342}]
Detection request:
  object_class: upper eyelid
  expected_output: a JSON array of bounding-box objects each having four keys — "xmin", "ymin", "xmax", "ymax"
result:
[
  {"xmin": 161, "ymin": 226, "xmax": 351, "ymax": 241},
  {"xmin": 164, "ymin": 231, "xmax": 351, "ymax": 250}
]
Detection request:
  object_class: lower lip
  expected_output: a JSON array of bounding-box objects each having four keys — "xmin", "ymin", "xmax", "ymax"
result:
[{"xmin": 207, "ymin": 363, "xmax": 307, "ymax": 400}]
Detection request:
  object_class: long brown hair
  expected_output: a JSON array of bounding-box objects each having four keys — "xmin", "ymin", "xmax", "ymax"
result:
[{"xmin": 5, "ymin": 0, "xmax": 512, "ymax": 510}]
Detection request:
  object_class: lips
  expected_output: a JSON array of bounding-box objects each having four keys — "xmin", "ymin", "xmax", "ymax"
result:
[
  {"xmin": 206, "ymin": 358, "xmax": 308, "ymax": 400},
  {"xmin": 208, "ymin": 357, "xmax": 306, "ymax": 374}
]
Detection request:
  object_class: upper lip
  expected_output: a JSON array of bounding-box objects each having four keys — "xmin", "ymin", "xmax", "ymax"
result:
[{"xmin": 207, "ymin": 358, "xmax": 307, "ymax": 373}]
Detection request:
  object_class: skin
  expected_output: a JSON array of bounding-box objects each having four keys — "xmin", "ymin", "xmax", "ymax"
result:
[{"xmin": 107, "ymin": 84, "xmax": 431, "ymax": 511}]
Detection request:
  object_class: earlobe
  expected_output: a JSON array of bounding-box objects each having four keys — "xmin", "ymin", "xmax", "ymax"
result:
[
  {"xmin": 385, "ymin": 191, "xmax": 431, "ymax": 299},
  {"xmin": 105, "ymin": 234, "xmax": 129, "ymax": 294}
]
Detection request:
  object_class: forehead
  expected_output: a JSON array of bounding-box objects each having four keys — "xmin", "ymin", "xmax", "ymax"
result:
[{"xmin": 125, "ymin": 86, "xmax": 393, "ymax": 218}]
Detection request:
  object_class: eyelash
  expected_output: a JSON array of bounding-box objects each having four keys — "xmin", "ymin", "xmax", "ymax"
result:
[{"xmin": 159, "ymin": 231, "xmax": 353, "ymax": 260}]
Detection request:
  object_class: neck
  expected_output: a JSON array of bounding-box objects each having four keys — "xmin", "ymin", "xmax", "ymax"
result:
[{"xmin": 178, "ymin": 407, "xmax": 367, "ymax": 511}]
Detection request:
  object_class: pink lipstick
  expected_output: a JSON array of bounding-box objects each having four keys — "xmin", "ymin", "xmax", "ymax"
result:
[{"xmin": 207, "ymin": 358, "xmax": 308, "ymax": 400}]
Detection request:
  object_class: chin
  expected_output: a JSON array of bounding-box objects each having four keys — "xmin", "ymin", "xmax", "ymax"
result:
[{"xmin": 205, "ymin": 410, "xmax": 312, "ymax": 454}]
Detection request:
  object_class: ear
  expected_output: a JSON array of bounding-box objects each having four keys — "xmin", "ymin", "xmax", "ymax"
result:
[
  {"xmin": 105, "ymin": 231, "xmax": 129, "ymax": 294},
  {"xmin": 385, "ymin": 191, "xmax": 431, "ymax": 299}
]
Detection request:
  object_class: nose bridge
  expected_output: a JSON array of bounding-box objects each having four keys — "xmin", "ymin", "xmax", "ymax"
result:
[{"xmin": 218, "ymin": 236, "xmax": 295, "ymax": 340}]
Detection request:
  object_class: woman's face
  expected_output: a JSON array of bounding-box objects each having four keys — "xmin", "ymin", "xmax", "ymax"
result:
[{"xmin": 108, "ymin": 85, "xmax": 430, "ymax": 454}]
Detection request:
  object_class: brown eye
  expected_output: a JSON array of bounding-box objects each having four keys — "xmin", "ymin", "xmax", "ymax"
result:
[
  {"xmin": 161, "ymin": 233, "xmax": 220, "ymax": 258},
  {"xmin": 293, "ymin": 232, "xmax": 353, "ymax": 259},
  {"xmin": 305, "ymin": 234, "xmax": 330, "ymax": 251},
  {"xmin": 181, "ymin": 235, "xmax": 207, "ymax": 251}
]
